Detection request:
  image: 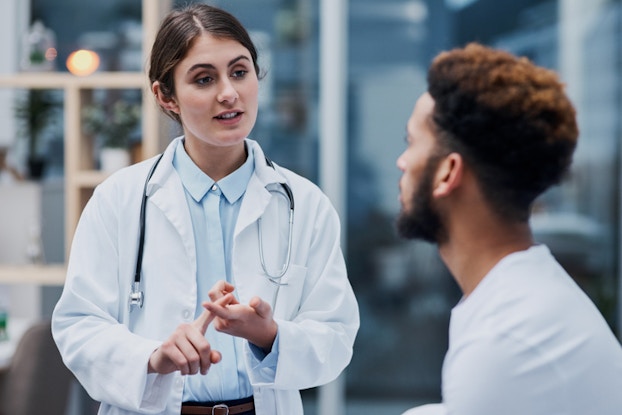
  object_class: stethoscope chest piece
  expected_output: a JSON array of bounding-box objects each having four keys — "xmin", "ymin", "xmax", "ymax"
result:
[{"xmin": 129, "ymin": 281, "xmax": 144, "ymax": 308}]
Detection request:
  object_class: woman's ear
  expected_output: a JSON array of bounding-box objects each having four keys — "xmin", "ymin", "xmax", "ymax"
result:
[
  {"xmin": 433, "ymin": 152, "xmax": 464, "ymax": 198},
  {"xmin": 152, "ymin": 81, "xmax": 179, "ymax": 114}
]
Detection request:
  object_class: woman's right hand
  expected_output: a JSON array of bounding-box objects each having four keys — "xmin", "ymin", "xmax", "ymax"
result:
[{"xmin": 147, "ymin": 308, "xmax": 222, "ymax": 375}]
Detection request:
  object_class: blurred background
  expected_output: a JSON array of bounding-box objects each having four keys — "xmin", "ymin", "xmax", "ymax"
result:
[{"xmin": 0, "ymin": 0, "xmax": 619, "ymax": 414}]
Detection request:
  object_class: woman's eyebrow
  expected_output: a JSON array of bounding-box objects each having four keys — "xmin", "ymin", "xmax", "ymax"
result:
[
  {"xmin": 228, "ymin": 55, "xmax": 251, "ymax": 67},
  {"xmin": 186, "ymin": 55, "xmax": 251, "ymax": 74}
]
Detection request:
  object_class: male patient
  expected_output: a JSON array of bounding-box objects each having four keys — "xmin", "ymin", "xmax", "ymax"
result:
[{"xmin": 396, "ymin": 42, "xmax": 622, "ymax": 414}]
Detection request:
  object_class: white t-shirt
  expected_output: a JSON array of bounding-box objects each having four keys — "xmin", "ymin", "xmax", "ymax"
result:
[{"xmin": 403, "ymin": 245, "xmax": 622, "ymax": 415}]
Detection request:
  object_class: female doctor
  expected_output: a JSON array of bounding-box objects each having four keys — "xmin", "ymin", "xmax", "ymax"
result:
[{"xmin": 52, "ymin": 4, "xmax": 359, "ymax": 415}]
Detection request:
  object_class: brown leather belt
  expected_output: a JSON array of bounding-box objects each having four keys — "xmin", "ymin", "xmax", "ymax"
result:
[{"xmin": 181, "ymin": 401, "xmax": 254, "ymax": 415}]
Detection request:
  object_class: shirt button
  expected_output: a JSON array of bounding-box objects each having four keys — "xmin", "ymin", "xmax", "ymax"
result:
[
  {"xmin": 182, "ymin": 309, "xmax": 191, "ymax": 320},
  {"xmin": 211, "ymin": 184, "xmax": 218, "ymax": 191}
]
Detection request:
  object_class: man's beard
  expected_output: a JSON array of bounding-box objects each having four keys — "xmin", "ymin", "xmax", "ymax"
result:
[{"xmin": 396, "ymin": 157, "xmax": 446, "ymax": 244}]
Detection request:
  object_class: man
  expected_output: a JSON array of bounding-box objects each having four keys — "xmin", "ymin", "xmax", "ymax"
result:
[{"xmin": 396, "ymin": 43, "xmax": 622, "ymax": 415}]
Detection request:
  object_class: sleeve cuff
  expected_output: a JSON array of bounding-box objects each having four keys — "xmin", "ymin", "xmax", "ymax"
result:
[{"xmin": 247, "ymin": 330, "xmax": 280, "ymax": 383}]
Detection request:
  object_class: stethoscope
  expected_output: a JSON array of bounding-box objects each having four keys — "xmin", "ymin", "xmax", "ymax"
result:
[{"xmin": 129, "ymin": 153, "xmax": 294, "ymax": 309}]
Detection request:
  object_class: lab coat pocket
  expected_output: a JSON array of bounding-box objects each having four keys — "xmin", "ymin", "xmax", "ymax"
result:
[{"xmin": 272, "ymin": 263, "xmax": 307, "ymax": 321}]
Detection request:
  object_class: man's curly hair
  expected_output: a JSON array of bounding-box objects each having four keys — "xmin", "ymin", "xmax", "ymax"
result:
[{"xmin": 428, "ymin": 43, "xmax": 578, "ymax": 222}]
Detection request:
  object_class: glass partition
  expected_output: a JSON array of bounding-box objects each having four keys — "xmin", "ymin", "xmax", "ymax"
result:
[{"xmin": 345, "ymin": 0, "xmax": 621, "ymax": 412}]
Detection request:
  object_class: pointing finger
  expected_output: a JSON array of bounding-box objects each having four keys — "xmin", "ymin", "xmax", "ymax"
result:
[{"xmin": 192, "ymin": 309, "xmax": 214, "ymax": 335}]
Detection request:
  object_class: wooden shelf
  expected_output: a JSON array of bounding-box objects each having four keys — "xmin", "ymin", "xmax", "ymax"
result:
[
  {"xmin": 71, "ymin": 170, "xmax": 110, "ymax": 188},
  {"xmin": 0, "ymin": 71, "xmax": 146, "ymax": 89},
  {"xmin": 0, "ymin": 264, "xmax": 66, "ymax": 285},
  {"xmin": 0, "ymin": 0, "xmax": 171, "ymax": 285}
]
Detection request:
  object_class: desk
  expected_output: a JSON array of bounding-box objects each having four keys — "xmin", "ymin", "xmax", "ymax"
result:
[{"xmin": 0, "ymin": 317, "xmax": 35, "ymax": 367}]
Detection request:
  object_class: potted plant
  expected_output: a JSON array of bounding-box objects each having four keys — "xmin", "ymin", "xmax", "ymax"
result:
[
  {"xmin": 14, "ymin": 89, "xmax": 59, "ymax": 179},
  {"xmin": 82, "ymin": 100, "xmax": 141, "ymax": 173}
]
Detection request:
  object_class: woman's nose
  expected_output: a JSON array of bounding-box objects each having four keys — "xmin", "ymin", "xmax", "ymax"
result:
[{"xmin": 217, "ymin": 79, "xmax": 239, "ymax": 104}]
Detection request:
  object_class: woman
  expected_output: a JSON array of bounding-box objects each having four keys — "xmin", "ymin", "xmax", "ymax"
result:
[{"xmin": 52, "ymin": 4, "xmax": 359, "ymax": 415}]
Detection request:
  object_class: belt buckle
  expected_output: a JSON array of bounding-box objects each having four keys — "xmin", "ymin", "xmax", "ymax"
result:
[{"xmin": 212, "ymin": 403, "xmax": 229, "ymax": 415}]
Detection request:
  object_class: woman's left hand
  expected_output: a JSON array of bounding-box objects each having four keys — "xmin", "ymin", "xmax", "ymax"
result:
[{"xmin": 203, "ymin": 280, "xmax": 278, "ymax": 352}]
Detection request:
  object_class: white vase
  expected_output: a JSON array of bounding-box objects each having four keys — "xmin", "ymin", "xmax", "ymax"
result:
[{"xmin": 100, "ymin": 148, "xmax": 130, "ymax": 173}]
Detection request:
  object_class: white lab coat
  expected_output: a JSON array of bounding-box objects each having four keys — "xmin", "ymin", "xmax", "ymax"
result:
[{"xmin": 52, "ymin": 138, "xmax": 359, "ymax": 415}]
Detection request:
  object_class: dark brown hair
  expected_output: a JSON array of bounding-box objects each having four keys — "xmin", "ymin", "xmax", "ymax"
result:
[
  {"xmin": 148, "ymin": 4, "xmax": 260, "ymax": 123},
  {"xmin": 427, "ymin": 42, "xmax": 578, "ymax": 222}
]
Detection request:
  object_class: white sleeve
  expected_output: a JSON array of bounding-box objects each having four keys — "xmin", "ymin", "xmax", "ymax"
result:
[
  {"xmin": 257, "ymin": 194, "xmax": 359, "ymax": 390},
  {"xmin": 51, "ymin": 186, "xmax": 173, "ymax": 412},
  {"xmin": 402, "ymin": 404, "xmax": 447, "ymax": 415},
  {"xmin": 442, "ymin": 331, "xmax": 560, "ymax": 415}
]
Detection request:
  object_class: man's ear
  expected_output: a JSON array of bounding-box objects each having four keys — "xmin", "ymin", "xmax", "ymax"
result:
[
  {"xmin": 152, "ymin": 81, "xmax": 179, "ymax": 114},
  {"xmin": 433, "ymin": 152, "xmax": 463, "ymax": 198}
]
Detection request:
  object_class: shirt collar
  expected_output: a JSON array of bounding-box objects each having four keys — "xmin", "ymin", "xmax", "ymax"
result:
[{"xmin": 172, "ymin": 139, "xmax": 255, "ymax": 204}]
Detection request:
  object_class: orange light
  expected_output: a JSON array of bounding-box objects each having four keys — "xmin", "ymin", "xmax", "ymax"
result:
[{"xmin": 66, "ymin": 49, "xmax": 100, "ymax": 76}]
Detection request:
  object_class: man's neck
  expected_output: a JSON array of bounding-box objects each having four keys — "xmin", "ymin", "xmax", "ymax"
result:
[{"xmin": 438, "ymin": 221, "xmax": 534, "ymax": 298}]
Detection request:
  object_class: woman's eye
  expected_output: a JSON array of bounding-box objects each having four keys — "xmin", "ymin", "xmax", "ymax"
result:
[
  {"xmin": 196, "ymin": 76, "xmax": 213, "ymax": 85},
  {"xmin": 232, "ymin": 70, "xmax": 248, "ymax": 79}
]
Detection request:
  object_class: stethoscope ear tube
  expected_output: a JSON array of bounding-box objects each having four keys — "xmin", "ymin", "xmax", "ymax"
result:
[{"xmin": 130, "ymin": 153, "xmax": 164, "ymax": 309}]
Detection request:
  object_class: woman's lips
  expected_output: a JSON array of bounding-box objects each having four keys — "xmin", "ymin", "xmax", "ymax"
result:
[{"xmin": 214, "ymin": 111, "xmax": 243, "ymax": 124}]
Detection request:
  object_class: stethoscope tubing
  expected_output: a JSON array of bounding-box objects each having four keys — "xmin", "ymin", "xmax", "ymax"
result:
[
  {"xmin": 129, "ymin": 153, "xmax": 164, "ymax": 308},
  {"xmin": 258, "ymin": 183, "xmax": 294, "ymax": 285}
]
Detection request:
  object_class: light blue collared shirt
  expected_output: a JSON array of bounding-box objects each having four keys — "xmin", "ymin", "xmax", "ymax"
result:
[{"xmin": 173, "ymin": 139, "xmax": 255, "ymax": 402}]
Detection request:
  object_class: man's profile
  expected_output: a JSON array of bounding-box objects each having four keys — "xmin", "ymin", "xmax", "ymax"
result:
[{"xmin": 396, "ymin": 42, "xmax": 622, "ymax": 415}]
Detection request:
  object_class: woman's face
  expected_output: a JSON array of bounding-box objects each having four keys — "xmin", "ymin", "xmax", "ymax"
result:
[{"xmin": 167, "ymin": 33, "xmax": 259, "ymax": 149}]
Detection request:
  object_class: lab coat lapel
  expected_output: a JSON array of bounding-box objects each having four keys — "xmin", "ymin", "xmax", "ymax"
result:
[
  {"xmin": 143, "ymin": 141, "xmax": 195, "ymax": 260},
  {"xmin": 235, "ymin": 139, "xmax": 288, "ymax": 237},
  {"xmin": 235, "ymin": 174, "xmax": 271, "ymax": 237}
]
